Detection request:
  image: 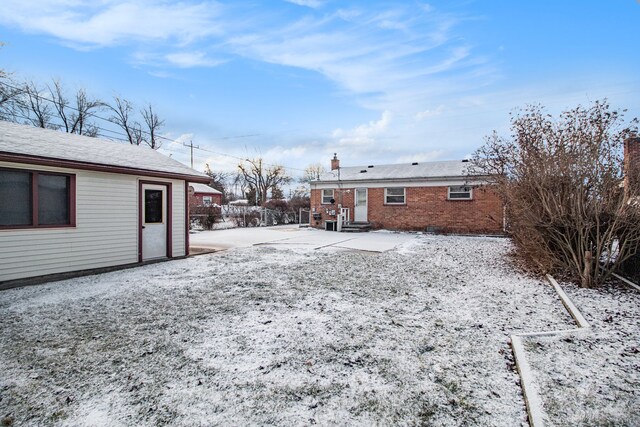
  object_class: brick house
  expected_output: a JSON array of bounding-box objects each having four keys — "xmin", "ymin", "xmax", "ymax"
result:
[
  {"xmin": 189, "ymin": 183, "xmax": 223, "ymax": 206},
  {"xmin": 309, "ymin": 154, "xmax": 504, "ymax": 234},
  {"xmin": 621, "ymin": 137, "xmax": 640, "ymax": 281}
]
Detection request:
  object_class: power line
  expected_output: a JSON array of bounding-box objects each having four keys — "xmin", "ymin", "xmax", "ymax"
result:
[
  {"xmin": 189, "ymin": 144, "xmax": 309, "ymax": 173},
  {"xmin": 0, "ymin": 80, "xmax": 262, "ymax": 145},
  {"xmin": 7, "ymin": 111, "xmax": 134, "ymax": 144},
  {"xmin": 2, "ymin": 83, "xmax": 310, "ymax": 174}
]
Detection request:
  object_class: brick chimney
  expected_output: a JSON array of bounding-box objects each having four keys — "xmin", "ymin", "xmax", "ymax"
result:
[
  {"xmin": 331, "ymin": 153, "xmax": 340, "ymax": 171},
  {"xmin": 624, "ymin": 137, "xmax": 639, "ymax": 189},
  {"xmin": 624, "ymin": 137, "xmax": 639, "ymax": 172}
]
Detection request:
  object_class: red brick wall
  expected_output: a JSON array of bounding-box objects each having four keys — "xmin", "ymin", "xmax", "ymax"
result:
[
  {"xmin": 192, "ymin": 193, "xmax": 222, "ymax": 206},
  {"xmin": 310, "ymin": 188, "xmax": 355, "ymax": 226},
  {"xmin": 310, "ymin": 185, "xmax": 504, "ymax": 234}
]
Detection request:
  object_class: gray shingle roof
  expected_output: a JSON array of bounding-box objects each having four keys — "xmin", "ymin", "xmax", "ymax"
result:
[
  {"xmin": 189, "ymin": 183, "xmax": 222, "ymax": 194},
  {"xmin": 316, "ymin": 159, "xmax": 473, "ymax": 182},
  {"xmin": 0, "ymin": 120, "xmax": 208, "ymax": 180}
]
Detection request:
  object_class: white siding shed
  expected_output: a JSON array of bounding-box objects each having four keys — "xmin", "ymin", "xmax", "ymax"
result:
[{"xmin": 0, "ymin": 121, "xmax": 209, "ymax": 284}]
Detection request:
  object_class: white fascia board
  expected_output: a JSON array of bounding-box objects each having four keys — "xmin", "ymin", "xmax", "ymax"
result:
[{"xmin": 310, "ymin": 177, "xmax": 487, "ymax": 190}]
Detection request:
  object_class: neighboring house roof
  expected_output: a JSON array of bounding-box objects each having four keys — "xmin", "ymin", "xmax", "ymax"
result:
[
  {"xmin": 315, "ymin": 159, "xmax": 475, "ymax": 183},
  {"xmin": 189, "ymin": 183, "xmax": 223, "ymax": 195},
  {"xmin": 0, "ymin": 120, "xmax": 210, "ymax": 182}
]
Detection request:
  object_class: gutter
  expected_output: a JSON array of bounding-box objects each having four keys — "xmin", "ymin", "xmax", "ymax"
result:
[
  {"xmin": 0, "ymin": 152, "xmax": 210, "ymax": 183},
  {"xmin": 312, "ymin": 175, "xmax": 493, "ymax": 185}
]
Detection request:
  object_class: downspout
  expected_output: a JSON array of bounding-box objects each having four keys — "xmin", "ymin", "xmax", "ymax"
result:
[{"xmin": 503, "ymin": 204, "xmax": 507, "ymax": 233}]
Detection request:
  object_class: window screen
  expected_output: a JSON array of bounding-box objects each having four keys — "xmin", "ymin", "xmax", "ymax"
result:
[
  {"xmin": 145, "ymin": 189, "xmax": 163, "ymax": 223},
  {"xmin": 448, "ymin": 186, "xmax": 472, "ymax": 200},
  {"xmin": 0, "ymin": 170, "xmax": 32, "ymax": 226},
  {"xmin": 38, "ymin": 174, "xmax": 70, "ymax": 225},
  {"xmin": 385, "ymin": 187, "xmax": 405, "ymax": 204},
  {"xmin": 322, "ymin": 189, "xmax": 334, "ymax": 204}
]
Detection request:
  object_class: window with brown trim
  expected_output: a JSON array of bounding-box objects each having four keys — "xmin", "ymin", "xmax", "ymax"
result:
[{"xmin": 0, "ymin": 168, "xmax": 75, "ymax": 228}]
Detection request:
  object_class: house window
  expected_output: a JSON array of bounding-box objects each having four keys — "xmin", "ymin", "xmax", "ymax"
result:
[
  {"xmin": 448, "ymin": 185, "xmax": 472, "ymax": 200},
  {"xmin": 0, "ymin": 170, "xmax": 31, "ymax": 226},
  {"xmin": 322, "ymin": 189, "xmax": 334, "ymax": 204},
  {"xmin": 385, "ymin": 187, "xmax": 406, "ymax": 204},
  {"xmin": 0, "ymin": 168, "xmax": 75, "ymax": 228},
  {"xmin": 202, "ymin": 196, "xmax": 213, "ymax": 206}
]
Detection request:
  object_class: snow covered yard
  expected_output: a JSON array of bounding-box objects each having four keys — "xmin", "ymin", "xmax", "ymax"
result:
[
  {"xmin": 0, "ymin": 233, "xmax": 634, "ymax": 426},
  {"xmin": 524, "ymin": 281, "xmax": 640, "ymax": 426}
]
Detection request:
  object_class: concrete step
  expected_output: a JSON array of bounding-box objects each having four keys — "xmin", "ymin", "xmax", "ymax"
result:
[{"xmin": 341, "ymin": 222, "xmax": 372, "ymax": 232}]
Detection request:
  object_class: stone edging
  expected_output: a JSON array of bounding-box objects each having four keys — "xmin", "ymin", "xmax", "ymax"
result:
[{"xmin": 510, "ymin": 274, "xmax": 591, "ymax": 427}]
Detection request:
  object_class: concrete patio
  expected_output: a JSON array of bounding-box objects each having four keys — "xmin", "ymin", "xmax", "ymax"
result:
[{"xmin": 189, "ymin": 225, "xmax": 416, "ymax": 253}]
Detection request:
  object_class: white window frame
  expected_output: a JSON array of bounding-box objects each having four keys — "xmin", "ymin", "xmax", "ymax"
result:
[
  {"xmin": 384, "ymin": 187, "xmax": 406, "ymax": 205},
  {"xmin": 321, "ymin": 189, "xmax": 335, "ymax": 204},
  {"xmin": 202, "ymin": 196, "xmax": 213, "ymax": 206},
  {"xmin": 448, "ymin": 185, "xmax": 472, "ymax": 200}
]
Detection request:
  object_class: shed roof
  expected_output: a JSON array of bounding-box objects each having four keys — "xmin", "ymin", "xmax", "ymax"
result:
[
  {"xmin": 189, "ymin": 183, "xmax": 222, "ymax": 194},
  {"xmin": 316, "ymin": 159, "xmax": 474, "ymax": 182},
  {"xmin": 0, "ymin": 121, "xmax": 209, "ymax": 182}
]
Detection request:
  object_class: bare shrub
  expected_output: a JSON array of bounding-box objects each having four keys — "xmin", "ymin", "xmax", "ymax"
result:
[
  {"xmin": 620, "ymin": 254, "xmax": 640, "ymax": 283},
  {"xmin": 189, "ymin": 205, "xmax": 222, "ymax": 230},
  {"xmin": 265, "ymin": 199, "xmax": 292, "ymax": 224},
  {"xmin": 472, "ymin": 100, "xmax": 639, "ymax": 288},
  {"xmin": 230, "ymin": 210, "xmax": 261, "ymax": 228}
]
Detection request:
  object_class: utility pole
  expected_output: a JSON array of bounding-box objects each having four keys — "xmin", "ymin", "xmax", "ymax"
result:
[{"xmin": 183, "ymin": 140, "xmax": 199, "ymax": 168}]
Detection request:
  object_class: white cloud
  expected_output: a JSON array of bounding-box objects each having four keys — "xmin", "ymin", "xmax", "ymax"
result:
[
  {"xmin": 201, "ymin": 155, "xmax": 239, "ymax": 173},
  {"xmin": 165, "ymin": 51, "xmax": 225, "ymax": 68},
  {"xmin": 1, "ymin": 1, "xmax": 490, "ymax": 111},
  {"xmin": 415, "ymin": 105, "xmax": 445, "ymax": 121},
  {"xmin": 147, "ymin": 70, "xmax": 173, "ymax": 79},
  {"xmin": 0, "ymin": 0, "xmax": 223, "ymax": 47},
  {"xmin": 225, "ymin": 7, "xmax": 485, "ymax": 116},
  {"xmin": 171, "ymin": 133, "xmax": 194, "ymax": 146},
  {"xmin": 284, "ymin": 0, "xmax": 324, "ymax": 9},
  {"xmin": 396, "ymin": 150, "xmax": 445, "ymax": 163},
  {"xmin": 332, "ymin": 110, "xmax": 393, "ymax": 147},
  {"xmin": 264, "ymin": 145, "xmax": 308, "ymax": 161},
  {"xmin": 420, "ymin": 3, "xmax": 434, "ymax": 13}
]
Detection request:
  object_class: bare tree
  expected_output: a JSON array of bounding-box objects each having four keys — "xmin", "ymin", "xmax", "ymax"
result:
[
  {"xmin": 204, "ymin": 163, "xmax": 232, "ymax": 203},
  {"xmin": 20, "ymin": 81, "xmax": 56, "ymax": 129},
  {"xmin": 238, "ymin": 158, "xmax": 292, "ymax": 206},
  {"xmin": 73, "ymin": 87, "xmax": 103, "ymax": 136},
  {"xmin": 472, "ymin": 100, "xmax": 639, "ymax": 288},
  {"xmin": 0, "ymin": 68, "xmax": 169, "ymax": 146},
  {"xmin": 0, "ymin": 76, "xmax": 22, "ymax": 121},
  {"xmin": 141, "ymin": 103, "xmax": 164, "ymax": 149},
  {"xmin": 108, "ymin": 96, "xmax": 143, "ymax": 145},
  {"xmin": 48, "ymin": 79, "xmax": 104, "ymax": 136},
  {"xmin": 300, "ymin": 163, "xmax": 326, "ymax": 183},
  {"xmin": 0, "ymin": 43, "xmax": 20, "ymax": 121}
]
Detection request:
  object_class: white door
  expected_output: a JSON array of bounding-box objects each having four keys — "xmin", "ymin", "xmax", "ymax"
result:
[
  {"xmin": 354, "ymin": 188, "xmax": 367, "ymax": 222},
  {"xmin": 142, "ymin": 184, "xmax": 167, "ymax": 261}
]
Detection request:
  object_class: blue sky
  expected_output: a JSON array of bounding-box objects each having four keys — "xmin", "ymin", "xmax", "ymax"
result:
[{"xmin": 1, "ymin": 0, "xmax": 638, "ymax": 178}]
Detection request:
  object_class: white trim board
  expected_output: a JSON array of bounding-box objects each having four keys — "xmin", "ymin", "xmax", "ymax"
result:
[{"xmin": 310, "ymin": 179, "xmax": 487, "ymax": 190}]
